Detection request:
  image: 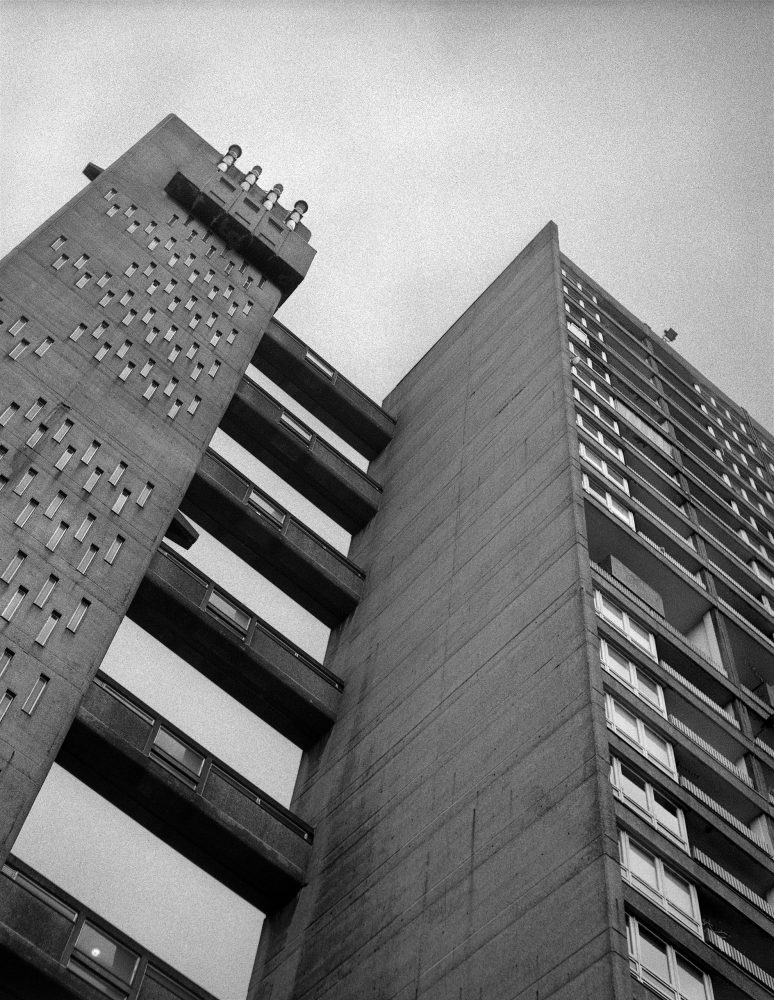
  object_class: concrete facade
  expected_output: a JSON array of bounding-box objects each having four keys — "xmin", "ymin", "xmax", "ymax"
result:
[{"xmin": 0, "ymin": 115, "xmax": 773, "ymax": 1000}]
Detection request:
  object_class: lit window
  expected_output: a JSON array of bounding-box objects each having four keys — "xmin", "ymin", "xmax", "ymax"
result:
[
  {"xmin": 626, "ymin": 916, "xmax": 711, "ymax": 1000},
  {"xmin": 185, "ymin": 343, "xmax": 199, "ymax": 360},
  {"xmin": 1, "ymin": 552, "xmax": 26, "ymax": 584},
  {"xmin": 34, "ymin": 615, "xmax": 60, "ymax": 647},
  {"xmin": 103, "ymin": 188, "xmax": 117, "ymax": 201},
  {"xmin": 167, "ymin": 399, "xmax": 182, "ymax": 418},
  {"xmin": 46, "ymin": 520, "xmax": 69, "ymax": 551},
  {"xmin": 145, "ymin": 327, "xmax": 159, "ymax": 344},
  {"xmin": 124, "ymin": 204, "xmax": 137, "ymax": 218},
  {"xmin": 78, "ymin": 544, "xmax": 99, "ymax": 574},
  {"xmin": 33, "ymin": 574, "xmax": 58, "ymax": 608},
  {"xmin": 108, "ymin": 462, "xmax": 128, "ymax": 486},
  {"xmin": 81, "ymin": 441, "xmax": 100, "ymax": 465},
  {"xmin": 142, "ymin": 380, "xmax": 159, "ymax": 400},
  {"xmin": 92, "ymin": 322, "xmax": 109, "ymax": 339},
  {"xmin": 106, "ymin": 204, "xmax": 119, "ymax": 218},
  {"xmin": 15, "ymin": 500, "xmax": 38, "ymax": 527},
  {"xmin": 112, "ymin": 489, "xmax": 130, "ymax": 514},
  {"xmin": 97, "ymin": 272, "xmax": 111, "ymax": 288},
  {"xmin": 163, "ymin": 378, "xmax": 178, "ymax": 397},
  {"xmin": 227, "ymin": 302, "xmax": 237, "ymax": 316},
  {"xmin": 136, "ymin": 482, "xmax": 153, "ymax": 508},
  {"xmin": 121, "ymin": 310, "xmax": 137, "ymax": 326},
  {"xmin": 168, "ymin": 254, "xmax": 179, "ymax": 267},
  {"xmin": 75, "ymin": 272, "xmax": 91, "ymax": 289},
  {"xmin": 116, "ymin": 341, "xmax": 131, "ymax": 359},
  {"xmin": 13, "ymin": 468, "xmax": 38, "ymax": 496},
  {"xmin": 208, "ymin": 361, "xmax": 220, "ymax": 378},
  {"xmin": 141, "ymin": 309, "xmax": 156, "ymax": 325},
  {"xmin": 94, "ymin": 343, "xmax": 111, "ymax": 362},
  {"xmin": 26, "ymin": 423, "xmax": 47, "ymax": 448},
  {"xmin": 124, "ymin": 263, "xmax": 138, "ymax": 277},
  {"xmin": 0, "ymin": 403, "xmax": 19, "ymax": 426},
  {"xmin": 140, "ymin": 360, "xmax": 154, "ymax": 378},
  {"xmin": 53, "ymin": 419, "xmax": 73, "ymax": 443},
  {"xmin": 118, "ymin": 363, "xmax": 135, "ymax": 381},
  {"xmin": 55, "ymin": 446, "xmax": 76, "ymax": 471},
  {"xmin": 52, "ymin": 254, "xmax": 69, "ymax": 269},
  {"xmin": 190, "ymin": 363, "xmax": 203, "ymax": 381},
  {"xmin": 67, "ymin": 920, "xmax": 139, "ymax": 997},
  {"xmin": 605, "ymin": 694, "xmax": 676, "ymax": 776},
  {"xmin": 99, "ymin": 291, "xmax": 115, "ymax": 308},
  {"xmin": 187, "ymin": 396, "xmax": 201, "ymax": 415},
  {"xmin": 83, "ymin": 468, "xmax": 103, "ymax": 494},
  {"xmin": 50, "ymin": 235, "xmax": 67, "ymax": 250}
]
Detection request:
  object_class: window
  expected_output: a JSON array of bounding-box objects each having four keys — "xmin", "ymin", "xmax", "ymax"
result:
[
  {"xmin": 163, "ymin": 378, "xmax": 178, "ymax": 397},
  {"xmin": 51, "ymin": 235, "xmax": 67, "ymax": 250},
  {"xmin": 26, "ymin": 424, "xmax": 47, "ymax": 448},
  {"xmin": 70, "ymin": 323, "xmax": 87, "ymax": 342},
  {"xmin": 2, "ymin": 586, "xmax": 27, "ymax": 621},
  {"xmin": 582, "ymin": 473, "xmax": 635, "ymax": 527},
  {"xmin": 13, "ymin": 468, "xmax": 38, "ymax": 496},
  {"xmin": 208, "ymin": 361, "xmax": 220, "ymax": 378},
  {"xmin": 594, "ymin": 590, "xmax": 658, "ymax": 659},
  {"xmin": 136, "ymin": 482, "xmax": 153, "ymax": 508},
  {"xmin": 605, "ymin": 694, "xmax": 676, "ymax": 776},
  {"xmin": 46, "ymin": 521, "xmax": 69, "ymax": 551},
  {"xmin": 106, "ymin": 204, "xmax": 119, "ymax": 218},
  {"xmin": 190, "ymin": 362, "xmax": 203, "ymax": 381},
  {"xmin": 66, "ymin": 598, "xmax": 90, "ymax": 632},
  {"xmin": 619, "ymin": 831, "xmax": 701, "ymax": 932},
  {"xmin": 67, "ymin": 921, "xmax": 139, "ymax": 998},
  {"xmin": 9, "ymin": 317, "xmax": 28, "ymax": 337},
  {"xmin": 109, "ymin": 462, "xmax": 127, "ymax": 486},
  {"xmin": 600, "ymin": 640, "xmax": 664, "ymax": 713},
  {"xmin": 0, "ymin": 649, "xmax": 13, "ymax": 679},
  {"xmin": 75, "ymin": 272, "xmax": 92, "ymax": 289},
  {"xmin": 575, "ymin": 388, "xmax": 619, "ymax": 432},
  {"xmin": 140, "ymin": 360, "xmax": 154, "ymax": 378},
  {"xmin": 74, "ymin": 513, "xmax": 96, "ymax": 541},
  {"xmin": 305, "ymin": 350, "xmax": 336, "ymax": 380},
  {"xmin": 34, "ymin": 611, "xmax": 60, "ymax": 646},
  {"xmin": 141, "ymin": 309, "xmax": 156, "ymax": 325},
  {"xmin": 121, "ymin": 310, "xmax": 137, "ymax": 326},
  {"xmin": 119, "ymin": 292, "xmax": 134, "ymax": 307},
  {"xmin": 0, "ymin": 691, "xmax": 16, "ymax": 722},
  {"xmin": 0, "ymin": 403, "xmax": 19, "ymax": 426},
  {"xmin": 15, "ymin": 500, "xmax": 38, "ymax": 528},
  {"xmin": 81, "ymin": 441, "xmax": 100, "ymax": 465},
  {"xmin": 99, "ymin": 291, "xmax": 115, "ymax": 308},
  {"xmin": 167, "ymin": 399, "xmax": 182, "ymax": 419},
  {"xmin": 280, "ymin": 412, "xmax": 313, "ymax": 443},
  {"xmin": 97, "ymin": 272, "xmax": 111, "ymax": 288},
  {"xmin": 168, "ymin": 297, "xmax": 180, "ymax": 312},
  {"xmin": 33, "ymin": 337, "xmax": 54, "ymax": 357},
  {"xmin": 150, "ymin": 727, "xmax": 205, "ymax": 788},
  {"xmin": 207, "ymin": 590, "xmax": 251, "ymax": 633},
  {"xmin": 94, "ymin": 343, "xmax": 111, "ymax": 362},
  {"xmin": 78, "ymin": 544, "xmax": 99, "ymax": 574},
  {"xmin": 33, "ymin": 575, "xmax": 58, "ymax": 608},
  {"xmin": 576, "ymin": 413, "xmax": 624, "ymax": 461},
  {"xmin": 104, "ymin": 535, "xmax": 124, "ymax": 565},
  {"xmin": 116, "ymin": 341, "xmax": 131, "ymax": 359},
  {"xmin": 185, "ymin": 343, "xmax": 199, "ymax": 360},
  {"xmin": 142, "ymin": 262, "xmax": 157, "ymax": 277},
  {"xmin": 124, "ymin": 204, "xmax": 137, "ymax": 218},
  {"xmin": 1, "ymin": 552, "xmax": 26, "ymax": 584},
  {"xmin": 124, "ymin": 263, "xmax": 138, "ymax": 277},
  {"xmin": 103, "ymin": 188, "xmax": 117, "ymax": 201},
  {"xmin": 118, "ymin": 363, "xmax": 135, "ymax": 381},
  {"xmin": 572, "ymin": 367, "xmax": 614, "ymax": 405},
  {"xmin": 83, "ymin": 468, "xmax": 103, "ymax": 494},
  {"xmin": 144, "ymin": 327, "xmax": 159, "ymax": 345},
  {"xmin": 52, "ymin": 254, "xmax": 69, "ymax": 269},
  {"xmin": 610, "ymin": 756, "xmax": 687, "ymax": 847},
  {"xmin": 249, "ymin": 489, "xmax": 286, "ymax": 527},
  {"xmin": 92, "ymin": 322, "xmax": 109, "ymax": 339},
  {"xmin": 112, "ymin": 489, "xmax": 130, "ymax": 514},
  {"xmin": 24, "ymin": 397, "xmax": 45, "ymax": 420},
  {"xmin": 627, "ymin": 916, "xmax": 712, "ymax": 1000},
  {"xmin": 187, "ymin": 396, "xmax": 201, "ymax": 415},
  {"xmin": 45, "ymin": 492, "xmax": 66, "ymax": 519},
  {"xmin": 9, "ymin": 339, "xmax": 30, "ymax": 360}
]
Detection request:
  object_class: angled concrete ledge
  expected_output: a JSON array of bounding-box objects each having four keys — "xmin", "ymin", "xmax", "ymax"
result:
[
  {"xmin": 57, "ymin": 675, "xmax": 310, "ymax": 911},
  {"xmin": 220, "ymin": 377, "xmax": 382, "ymax": 532},
  {"xmin": 184, "ymin": 449, "xmax": 364, "ymax": 626},
  {"xmin": 253, "ymin": 318, "xmax": 396, "ymax": 459},
  {"xmin": 128, "ymin": 545, "xmax": 342, "ymax": 747}
]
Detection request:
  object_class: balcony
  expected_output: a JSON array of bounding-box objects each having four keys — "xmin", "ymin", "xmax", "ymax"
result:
[
  {"xmin": 252, "ymin": 318, "xmax": 395, "ymax": 459},
  {"xmin": 220, "ymin": 376, "xmax": 382, "ymax": 532},
  {"xmin": 0, "ymin": 858, "xmax": 216, "ymax": 1000},
  {"xmin": 57, "ymin": 673, "xmax": 311, "ymax": 911},
  {"xmin": 128, "ymin": 545, "xmax": 342, "ymax": 747},
  {"xmin": 164, "ymin": 171, "xmax": 315, "ymax": 304},
  {"xmin": 183, "ymin": 448, "xmax": 365, "ymax": 626}
]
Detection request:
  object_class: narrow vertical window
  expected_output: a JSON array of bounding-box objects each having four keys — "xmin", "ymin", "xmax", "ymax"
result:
[
  {"xmin": 9, "ymin": 339, "xmax": 30, "ymax": 360},
  {"xmin": 136, "ymin": 482, "xmax": 153, "ymax": 508},
  {"xmin": 104, "ymin": 535, "xmax": 125, "ymax": 565},
  {"xmin": 51, "ymin": 235, "xmax": 67, "ymax": 250},
  {"xmin": 112, "ymin": 489, "xmax": 131, "ymax": 514},
  {"xmin": 116, "ymin": 340, "xmax": 131, "ymax": 358},
  {"xmin": 75, "ymin": 272, "xmax": 92, "ymax": 289},
  {"xmin": 74, "ymin": 513, "xmax": 96, "ymax": 542},
  {"xmin": 26, "ymin": 424, "xmax": 47, "ymax": 448},
  {"xmin": 81, "ymin": 441, "xmax": 100, "ymax": 465},
  {"xmin": 185, "ymin": 343, "xmax": 199, "ymax": 360},
  {"xmin": 0, "ymin": 649, "xmax": 14, "ymax": 679},
  {"xmin": 25, "ymin": 398, "xmax": 46, "ymax": 421},
  {"xmin": 142, "ymin": 381, "xmax": 159, "ymax": 400},
  {"xmin": 94, "ymin": 342, "xmax": 111, "ymax": 362},
  {"xmin": 168, "ymin": 345, "xmax": 181, "ymax": 362},
  {"xmin": 15, "ymin": 500, "xmax": 38, "ymax": 528},
  {"xmin": 78, "ymin": 544, "xmax": 99, "ymax": 574},
  {"xmin": 0, "ymin": 403, "xmax": 20, "ymax": 425},
  {"xmin": 2, "ymin": 587, "xmax": 28, "ymax": 621},
  {"xmin": 83, "ymin": 468, "xmax": 103, "ymax": 494},
  {"xmin": 140, "ymin": 360, "xmax": 154, "ymax": 378},
  {"xmin": 163, "ymin": 378, "xmax": 178, "ymax": 397},
  {"xmin": 208, "ymin": 361, "xmax": 220, "ymax": 378},
  {"xmin": 163, "ymin": 325, "xmax": 178, "ymax": 341},
  {"xmin": 13, "ymin": 469, "xmax": 38, "ymax": 495},
  {"xmin": 69, "ymin": 324, "xmax": 87, "ymax": 342},
  {"xmin": 33, "ymin": 338, "xmax": 55, "ymax": 357},
  {"xmin": 121, "ymin": 310, "xmax": 137, "ymax": 326},
  {"xmin": 53, "ymin": 419, "xmax": 73, "ymax": 443},
  {"xmin": 168, "ymin": 399, "xmax": 182, "ymax": 419},
  {"xmin": 144, "ymin": 327, "xmax": 159, "ymax": 344},
  {"xmin": 9, "ymin": 317, "xmax": 28, "ymax": 337},
  {"xmin": 190, "ymin": 363, "xmax": 203, "ymax": 381},
  {"xmin": 46, "ymin": 521, "xmax": 69, "ymax": 551},
  {"xmin": 97, "ymin": 272, "xmax": 112, "ymax": 288},
  {"xmin": 118, "ymin": 362, "xmax": 135, "ymax": 381},
  {"xmin": 109, "ymin": 462, "xmax": 128, "ymax": 486},
  {"xmin": 1, "ymin": 552, "xmax": 26, "ymax": 584},
  {"xmin": 92, "ymin": 321, "xmax": 109, "ymax": 339},
  {"xmin": 73, "ymin": 254, "xmax": 90, "ymax": 270},
  {"xmin": 67, "ymin": 598, "xmax": 91, "ymax": 632},
  {"xmin": 124, "ymin": 263, "xmax": 138, "ymax": 277},
  {"xmin": 52, "ymin": 254, "xmax": 69, "ymax": 269},
  {"xmin": 33, "ymin": 575, "xmax": 58, "ymax": 608},
  {"xmin": 103, "ymin": 188, "xmax": 117, "ymax": 201},
  {"xmin": 99, "ymin": 291, "xmax": 115, "ymax": 308},
  {"xmin": 44, "ymin": 491, "xmax": 67, "ymax": 519},
  {"xmin": 187, "ymin": 396, "xmax": 201, "ymax": 415},
  {"xmin": 0, "ymin": 691, "xmax": 16, "ymax": 722}
]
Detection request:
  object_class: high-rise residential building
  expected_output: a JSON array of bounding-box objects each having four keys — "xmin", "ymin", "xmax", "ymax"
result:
[{"xmin": 0, "ymin": 115, "xmax": 772, "ymax": 1000}]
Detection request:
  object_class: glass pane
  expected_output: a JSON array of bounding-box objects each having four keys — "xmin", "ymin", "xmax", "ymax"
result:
[
  {"xmin": 613, "ymin": 702, "xmax": 639, "ymax": 742},
  {"xmin": 644, "ymin": 725, "xmax": 670, "ymax": 766},
  {"xmin": 654, "ymin": 793, "xmax": 682, "ymax": 838},
  {"xmin": 605, "ymin": 645, "xmax": 632, "ymax": 684},
  {"xmin": 153, "ymin": 727, "xmax": 204, "ymax": 777},
  {"xmin": 664, "ymin": 868, "xmax": 694, "ymax": 917},
  {"xmin": 208, "ymin": 591, "xmax": 251, "ymax": 631},
  {"xmin": 676, "ymin": 956, "xmax": 708, "ymax": 1000},
  {"xmin": 637, "ymin": 671, "xmax": 662, "ymax": 708},
  {"xmin": 639, "ymin": 927, "xmax": 672, "ymax": 986},
  {"xmin": 74, "ymin": 921, "xmax": 139, "ymax": 985},
  {"xmin": 629, "ymin": 841, "xmax": 658, "ymax": 890},
  {"xmin": 620, "ymin": 766, "xmax": 649, "ymax": 812},
  {"xmin": 600, "ymin": 595, "xmax": 625, "ymax": 628},
  {"xmin": 627, "ymin": 617, "xmax": 654, "ymax": 654}
]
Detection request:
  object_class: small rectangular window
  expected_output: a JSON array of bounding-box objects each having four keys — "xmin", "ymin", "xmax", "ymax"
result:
[
  {"xmin": 109, "ymin": 462, "xmax": 127, "ymax": 485},
  {"xmin": 46, "ymin": 521, "xmax": 69, "ymax": 551},
  {"xmin": 168, "ymin": 297, "xmax": 180, "ymax": 312},
  {"xmin": 83, "ymin": 468, "xmax": 103, "ymax": 494},
  {"xmin": 165, "ymin": 238, "xmax": 177, "ymax": 251},
  {"xmin": 33, "ymin": 575, "xmax": 58, "ymax": 608},
  {"xmin": 81, "ymin": 441, "xmax": 100, "ymax": 465},
  {"xmin": 143, "ymin": 380, "xmax": 159, "ymax": 400},
  {"xmin": 145, "ymin": 327, "xmax": 159, "ymax": 344},
  {"xmin": 0, "ymin": 403, "xmax": 20, "ymax": 426},
  {"xmin": 78, "ymin": 544, "xmax": 99, "ymax": 574},
  {"xmin": 33, "ymin": 337, "xmax": 54, "ymax": 357},
  {"xmin": 145, "ymin": 221, "xmax": 157, "ymax": 235},
  {"xmin": 227, "ymin": 330, "xmax": 237, "ymax": 345},
  {"xmin": 104, "ymin": 535, "xmax": 124, "ymax": 565},
  {"xmin": 136, "ymin": 482, "xmax": 153, "ymax": 507},
  {"xmin": 0, "ymin": 691, "xmax": 16, "ymax": 722},
  {"xmin": 124, "ymin": 263, "xmax": 138, "ymax": 277},
  {"xmin": 99, "ymin": 291, "xmax": 115, "ymax": 307},
  {"xmin": 2, "ymin": 587, "xmax": 28, "ymax": 621},
  {"xmin": 94, "ymin": 342, "xmax": 111, "ymax": 362},
  {"xmin": 103, "ymin": 188, "xmax": 117, "ymax": 201},
  {"xmin": 50, "ymin": 235, "xmax": 67, "ymax": 250},
  {"xmin": 249, "ymin": 490, "xmax": 286, "ymax": 526},
  {"xmin": 66, "ymin": 598, "xmax": 91, "ymax": 632},
  {"xmin": 75, "ymin": 273, "xmax": 91, "ymax": 289},
  {"xmin": 92, "ymin": 321, "xmax": 109, "ymax": 339},
  {"xmin": 124, "ymin": 204, "xmax": 137, "ymax": 218},
  {"xmin": 151, "ymin": 727, "xmax": 205, "ymax": 787},
  {"xmin": 185, "ymin": 344, "xmax": 199, "ymax": 360},
  {"xmin": 121, "ymin": 310, "xmax": 137, "ymax": 326},
  {"xmin": 0, "ymin": 649, "xmax": 14, "ymax": 679},
  {"xmin": 127, "ymin": 220, "xmax": 140, "ymax": 233},
  {"xmin": 118, "ymin": 362, "xmax": 135, "ymax": 381},
  {"xmin": 74, "ymin": 513, "xmax": 96, "ymax": 541},
  {"xmin": 52, "ymin": 254, "xmax": 69, "ymax": 270},
  {"xmin": 208, "ymin": 319, "xmax": 219, "ymax": 336},
  {"xmin": 116, "ymin": 340, "xmax": 131, "ymax": 359},
  {"xmin": 13, "ymin": 469, "xmax": 38, "ymax": 496},
  {"xmin": 190, "ymin": 363, "xmax": 203, "ymax": 381},
  {"xmin": 141, "ymin": 309, "xmax": 156, "ymax": 325},
  {"xmin": 208, "ymin": 361, "xmax": 220, "ymax": 378},
  {"xmin": 243, "ymin": 300, "xmax": 253, "ymax": 315},
  {"xmin": 169, "ymin": 254, "xmax": 180, "ymax": 267},
  {"xmin": 9, "ymin": 317, "xmax": 28, "ymax": 337},
  {"xmin": 97, "ymin": 272, "xmax": 111, "ymax": 288},
  {"xmin": 15, "ymin": 500, "xmax": 38, "ymax": 527},
  {"xmin": 106, "ymin": 204, "xmax": 120, "ymax": 217},
  {"xmin": 26, "ymin": 424, "xmax": 47, "ymax": 448},
  {"xmin": 69, "ymin": 323, "xmax": 87, "ymax": 341},
  {"xmin": 208, "ymin": 590, "xmax": 251, "ymax": 632},
  {"xmin": 148, "ymin": 236, "xmax": 160, "ymax": 250},
  {"xmin": 163, "ymin": 378, "xmax": 178, "ymax": 397},
  {"xmin": 112, "ymin": 489, "xmax": 131, "ymax": 514},
  {"xmin": 53, "ymin": 419, "xmax": 73, "ymax": 443},
  {"xmin": 168, "ymin": 399, "xmax": 182, "ymax": 419},
  {"xmin": 1, "ymin": 552, "xmax": 26, "ymax": 584},
  {"xmin": 73, "ymin": 254, "xmax": 89, "ymax": 270},
  {"xmin": 45, "ymin": 491, "xmax": 67, "ymax": 519},
  {"xmin": 163, "ymin": 325, "xmax": 178, "ymax": 341},
  {"xmin": 9, "ymin": 339, "xmax": 30, "ymax": 360},
  {"xmin": 281, "ymin": 412, "xmax": 313, "ymax": 443},
  {"xmin": 187, "ymin": 396, "xmax": 201, "ymax": 415},
  {"xmin": 168, "ymin": 345, "xmax": 181, "ymax": 362},
  {"xmin": 140, "ymin": 360, "xmax": 154, "ymax": 378}
]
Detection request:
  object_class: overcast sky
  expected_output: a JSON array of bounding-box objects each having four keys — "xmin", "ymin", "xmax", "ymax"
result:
[{"xmin": 2, "ymin": 2, "xmax": 773, "ymax": 998}]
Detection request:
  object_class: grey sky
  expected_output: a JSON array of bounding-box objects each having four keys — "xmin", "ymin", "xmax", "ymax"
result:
[{"xmin": 2, "ymin": 2, "xmax": 773, "ymax": 998}]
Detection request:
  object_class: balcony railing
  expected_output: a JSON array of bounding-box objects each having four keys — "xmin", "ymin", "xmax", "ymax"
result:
[
  {"xmin": 692, "ymin": 847, "xmax": 774, "ymax": 920},
  {"xmin": 669, "ymin": 715, "xmax": 751, "ymax": 786},
  {"xmin": 679, "ymin": 777, "xmax": 771, "ymax": 858},
  {"xmin": 658, "ymin": 660, "xmax": 738, "ymax": 727},
  {"xmin": 590, "ymin": 562, "xmax": 727, "ymax": 676},
  {"xmin": 704, "ymin": 926, "xmax": 774, "ymax": 993},
  {"xmin": 716, "ymin": 595, "xmax": 774, "ymax": 649}
]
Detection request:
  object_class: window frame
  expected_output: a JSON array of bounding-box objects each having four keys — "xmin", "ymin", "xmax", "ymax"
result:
[
  {"xmin": 618, "ymin": 830, "xmax": 702, "ymax": 934},
  {"xmin": 610, "ymin": 755, "xmax": 688, "ymax": 849},
  {"xmin": 605, "ymin": 693, "xmax": 677, "ymax": 777},
  {"xmin": 626, "ymin": 915, "xmax": 713, "ymax": 1000}
]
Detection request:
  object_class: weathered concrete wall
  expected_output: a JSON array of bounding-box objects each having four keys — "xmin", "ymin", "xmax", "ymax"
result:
[
  {"xmin": 252, "ymin": 222, "xmax": 631, "ymax": 998},
  {"xmin": 0, "ymin": 115, "xmax": 285, "ymax": 859}
]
